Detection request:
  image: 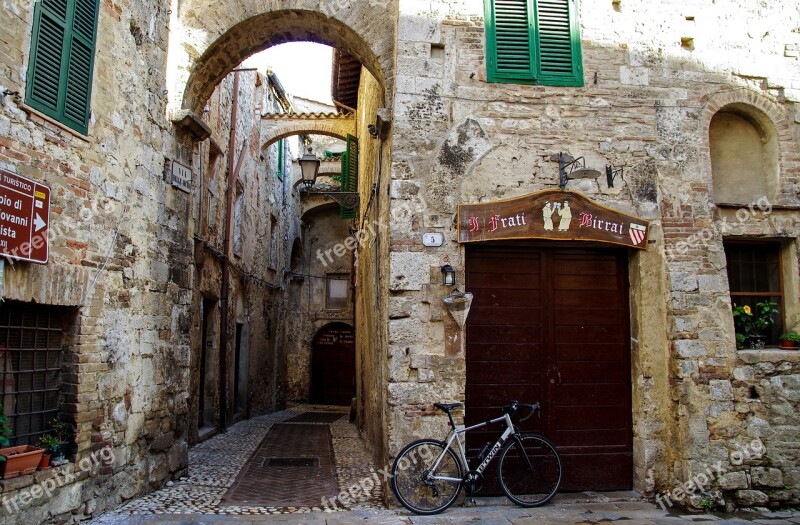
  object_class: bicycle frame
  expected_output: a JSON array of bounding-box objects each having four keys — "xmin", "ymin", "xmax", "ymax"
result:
[{"xmin": 426, "ymin": 412, "xmax": 517, "ymax": 483}]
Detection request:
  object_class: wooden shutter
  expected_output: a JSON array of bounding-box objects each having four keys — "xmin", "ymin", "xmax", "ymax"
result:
[
  {"xmin": 276, "ymin": 139, "xmax": 284, "ymax": 180},
  {"xmin": 339, "ymin": 135, "xmax": 358, "ymax": 220},
  {"xmin": 487, "ymin": 0, "xmax": 535, "ymax": 79},
  {"xmin": 485, "ymin": 0, "xmax": 583, "ymax": 86},
  {"xmin": 26, "ymin": 0, "xmax": 98, "ymax": 134},
  {"xmin": 536, "ymin": 0, "xmax": 581, "ymax": 83}
]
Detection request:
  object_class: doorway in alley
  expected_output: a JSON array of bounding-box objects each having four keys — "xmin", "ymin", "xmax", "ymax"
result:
[
  {"xmin": 465, "ymin": 245, "xmax": 632, "ymax": 492},
  {"xmin": 311, "ymin": 322, "xmax": 355, "ymax": 406}
]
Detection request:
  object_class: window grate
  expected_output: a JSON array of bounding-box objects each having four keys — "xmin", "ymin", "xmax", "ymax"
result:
[{"xmin": 0, "ymin": 301, "xmax": 66, "ymax": 446}]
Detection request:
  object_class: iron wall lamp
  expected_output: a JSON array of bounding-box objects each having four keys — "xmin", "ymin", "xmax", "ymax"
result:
[
  {"xmin": 441, "ymin": 264, "xmax": 456, "ymax": 286},
  {"xmin": 298, "ymin": 147, "xmax": 359, "ymax": 208},
  {"xmin": 299, "ymin": 147, "xmax": 321, "ymax": 188},
  {"xmin": 551, "ymin": 153, "xmax": 603, "ymax": 191}
]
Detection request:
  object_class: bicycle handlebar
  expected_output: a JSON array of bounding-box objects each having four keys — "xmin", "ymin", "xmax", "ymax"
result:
[{"xmin": 502, "ymin": 400, "xmax": 540, "ymax": 422}]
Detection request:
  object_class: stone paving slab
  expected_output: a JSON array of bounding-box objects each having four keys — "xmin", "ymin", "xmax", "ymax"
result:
[{"xmin": 222, "ymin": 423, "xmax": 336, "ymax": 507}]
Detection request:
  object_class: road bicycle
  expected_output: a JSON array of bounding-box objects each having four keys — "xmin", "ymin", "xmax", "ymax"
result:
[{"xmin": 390, "ymin": 401, "xmax": 562, "ymax": 515}]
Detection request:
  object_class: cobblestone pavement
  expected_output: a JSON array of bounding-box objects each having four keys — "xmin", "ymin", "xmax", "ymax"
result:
[
  {"xmin": 89, "ymin": 407, "xmax": 799, "ymax": 524},
  {"xmin": 91, "ymin": 405, "xmax": 382, "ymax": 521}
]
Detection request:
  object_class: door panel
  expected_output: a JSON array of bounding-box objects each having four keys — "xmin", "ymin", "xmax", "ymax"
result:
[
  {"xmin": 311, "ymin": 323, "xmax": 355, "ymax": 406},
  {"xmin": 466, "ymin": 246, "xmax": 632, "ymax": 492}
]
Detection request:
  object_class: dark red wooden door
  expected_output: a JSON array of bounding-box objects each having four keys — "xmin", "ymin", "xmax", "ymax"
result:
[
  {"xmin": 466, "ymin": 246, "xmax": 632, "ymax": 491},
  {"xmin": 311, "ymin": 323, "xmax": 355, "ymax": 406}
]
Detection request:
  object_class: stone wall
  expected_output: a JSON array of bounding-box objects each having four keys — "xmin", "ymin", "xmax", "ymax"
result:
[
  {"xmin": 1, "ymin": 0, "xmax": 191, "ymax": 520},
  {"xmin": 384, "ymin": 0, "xmax": 800, "ymax": 510}
]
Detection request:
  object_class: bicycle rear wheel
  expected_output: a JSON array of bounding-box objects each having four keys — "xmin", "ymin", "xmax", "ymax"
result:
[
  {"xmin": 391, "ymin": 439, "xmax": 463, "ymax": 515},
  {"xmin": 497, "ymin": 433, "xmax": 562, "ymax": 507}
]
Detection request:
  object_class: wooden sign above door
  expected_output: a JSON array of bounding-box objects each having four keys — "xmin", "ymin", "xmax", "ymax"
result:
[{"xmin": 457, "ymin": 190, "xmax": 650, "ymax": 250}]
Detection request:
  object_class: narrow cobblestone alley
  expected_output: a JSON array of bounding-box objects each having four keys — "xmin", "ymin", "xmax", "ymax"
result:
[{"xmin": 89, "ymin": 405, "xmax": 383, "ymax": 520}]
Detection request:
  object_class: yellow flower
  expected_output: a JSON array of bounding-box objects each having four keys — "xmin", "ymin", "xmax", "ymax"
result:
[{"xmin": 743, "ymin": 305, "xmax": 752, "ymax": 315}]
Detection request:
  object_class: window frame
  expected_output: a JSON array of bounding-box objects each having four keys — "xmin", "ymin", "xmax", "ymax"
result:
[
  {"xmin": 325, "ymin": 273, "xmax": 351, "ymax": 311},
  {"xmin": 484, "ymin": 0, "xmax": 584, "ymax": 87},
  {"xmin": 724, "ymin": 240, "xmax": 785, "ymax": 347},
  {"xmin": 0, "ymin": 301, "xmax": 68, "ymax": 447},
  {"xmin": 25, "ymin": 0, "xmax": 99, "ymax": 135}
]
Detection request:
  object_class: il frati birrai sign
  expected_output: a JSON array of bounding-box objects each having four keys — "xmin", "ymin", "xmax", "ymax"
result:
[{"xmin": 458, "ymin": 190, "xmax": 650, "ymax": 250}]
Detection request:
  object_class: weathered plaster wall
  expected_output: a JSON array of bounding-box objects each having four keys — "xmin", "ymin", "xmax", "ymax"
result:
[
  {"xmin": 351, "ymin": 67, "xmax": 388, "ymax": 460},
  {"xmin": 385, "ymin": 0, "xmax": 800, "ymax": 510}
]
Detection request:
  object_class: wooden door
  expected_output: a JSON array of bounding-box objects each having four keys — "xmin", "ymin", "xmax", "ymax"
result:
[
  {"xmin": 311, "ymin": 323, "xmax": 355, "ymax": 406},
  {"xmin": 466, "ymin": 245, "xmax": 632, "ymax": 491}
]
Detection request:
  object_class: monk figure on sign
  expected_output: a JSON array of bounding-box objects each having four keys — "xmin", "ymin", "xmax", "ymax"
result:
[
  {"xmin": 557, "ymin": 201, "xmax": 572, "ymax": 231},
  {"xmin": 542, "ymin": 201, "xmax": 554, "ymax": 231}
]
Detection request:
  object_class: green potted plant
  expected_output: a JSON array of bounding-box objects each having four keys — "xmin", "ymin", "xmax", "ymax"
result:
[
  {"xmin": 48, "ymin": 418, "xmax": 69, "ymax": 461},
  {"xmin": 779, "ymin": 331, "xmax": 800, "ymax": 349},
  {"xmin": 0, "ymin": 404, "xmax": 44, "ymax": 479},
  {"xmin": 732, "ymin": 301, "xmax": 779, "ymax": 349},
  {"xmin": 0, "ymin": 403, "xmax": 11, "ymax": 449},
  {"xmin": 37, "ymin": 434, "xmax": 60, "ymax": 470}
]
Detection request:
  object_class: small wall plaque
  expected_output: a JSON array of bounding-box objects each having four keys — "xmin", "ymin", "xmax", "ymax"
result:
[
  {"xmin": 171, "ymin": 160, "xmax": 192, "ymax": 193},
  {"xmin": 422, "ymin": 232, "xmax": 444, "ymax": 247}
]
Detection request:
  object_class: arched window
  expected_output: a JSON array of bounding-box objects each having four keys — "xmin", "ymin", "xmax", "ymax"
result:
[{"xmin": 709, "ymin": 104, "xmax": 778, "ymax": 203}]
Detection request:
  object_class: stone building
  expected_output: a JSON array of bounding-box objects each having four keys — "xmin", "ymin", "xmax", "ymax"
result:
[{"xmin": 0, "ymin": 0, "xmax": 798, "ymax": 521}]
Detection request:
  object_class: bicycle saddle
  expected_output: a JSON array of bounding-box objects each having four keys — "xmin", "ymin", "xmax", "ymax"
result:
[{"xmin": 434, "ymin": 402, "xmax": 462, "ymax": 412}]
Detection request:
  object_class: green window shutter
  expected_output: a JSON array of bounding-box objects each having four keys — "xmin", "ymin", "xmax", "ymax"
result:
[
  {"xmin": 486, "ymin": 0, "xmax": 535, "ymax": 79},
  {"xmin": 339, "ymin": 135, "xmax": 358, "ymax": 220},
  {"xmin": 485, "ymin": 0, "xmax": 583, "ymax": 87},
  {"xmin": 276, "ymin": 139, "xmax": 284, "ymax": 180},
  {"xmin": 26, "ymin": 0, "xmax": 99, "ymax": 134}
]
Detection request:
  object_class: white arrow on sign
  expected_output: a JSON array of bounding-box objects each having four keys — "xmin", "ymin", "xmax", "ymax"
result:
[{"xmin": 34, "ymin": 213, "xmax": 46, "ymax": 232}]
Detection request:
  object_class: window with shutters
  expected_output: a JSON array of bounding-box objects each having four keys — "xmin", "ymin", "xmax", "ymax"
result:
[
  {"xmin": 25, "ymin": 0, "xmax": 99, "ymax": 135},
  {"xmin": 276, "ymin": 139, "xmax": 285, "ymax": 181},
  {"xmin": 484, "ymin": 0, "xmax": 583, "ymax": 86},
  {"xmin": 339, "ymin": 135, "xmax": 358, "ymax": 220}
]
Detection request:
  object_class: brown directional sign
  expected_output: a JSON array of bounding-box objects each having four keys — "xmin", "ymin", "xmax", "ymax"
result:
[
  {"xmin": 457, "ymin": 190, "xmax": 650, "ymax": 250},
  {"xmin": 0, "ymin": 169, "xmax": 50, "ymax": 264}
]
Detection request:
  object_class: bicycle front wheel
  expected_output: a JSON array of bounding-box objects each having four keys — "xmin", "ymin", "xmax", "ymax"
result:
[
  {"xmin": 391, "ymin": 439, "xmax": 463, "ymax": 515},
  {"xmin": 497, "ymin": 433, "xmax": 562, "ymax": 507}
]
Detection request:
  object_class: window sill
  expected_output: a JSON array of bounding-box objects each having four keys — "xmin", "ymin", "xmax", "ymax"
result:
[
  {"xmin": 737, "ymin": 348, "xmax": 800, "ymax": 364},
  {"xmin": 19, "ymin": 102, "xmax": 91, "ymax": 143}
]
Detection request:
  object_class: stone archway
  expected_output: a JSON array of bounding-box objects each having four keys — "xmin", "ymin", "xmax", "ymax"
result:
[
  {"xmin": 170, "ymin": 5, "xmax": 394, "ymax": 114},
  {"xmin": 261, "ymin": 114, "xmax": 356, "ymax": 150}
]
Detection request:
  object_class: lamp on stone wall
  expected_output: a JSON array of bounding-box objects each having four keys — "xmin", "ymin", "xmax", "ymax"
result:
[
  {"xmin": 441, "ymin": 264, "xmax": 456, "ymax": 286},
  {"xmin": 298, "ymin": 147, "xmax": 360, "ymax": 209},
  {"xmin": 551, "ymin": 153, "xmax": 603, "ymax": 190},
  {"xmin": 299, "ymin": 147, "xmax": 321, "ymax": 188}
]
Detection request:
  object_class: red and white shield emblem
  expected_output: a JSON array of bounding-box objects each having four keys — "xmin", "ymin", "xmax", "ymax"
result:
[{"xmin": 629, "ymin": 224, "xmax": 646, "ymax": 246}]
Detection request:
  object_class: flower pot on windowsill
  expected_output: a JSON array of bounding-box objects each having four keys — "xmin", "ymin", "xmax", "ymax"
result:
[
  {"xmin": 779, "ymin": 340, "xmax": 799, "ymax": 350},
  {"xmin": 0, "ymin": 445, "xmax": 45, "ymax": 479},
  {"xmin": 38, "ymin": 453, "xmax": 51, "ymax": 470}
]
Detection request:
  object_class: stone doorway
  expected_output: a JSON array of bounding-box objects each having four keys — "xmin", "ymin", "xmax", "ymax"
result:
[
  {"xmin": 311, "ymin": 323, "xmax": 355, "ymax": 406},
  {"xmin": 465, "ymin": 245, "xmax": 633, "ymax": 492}
]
